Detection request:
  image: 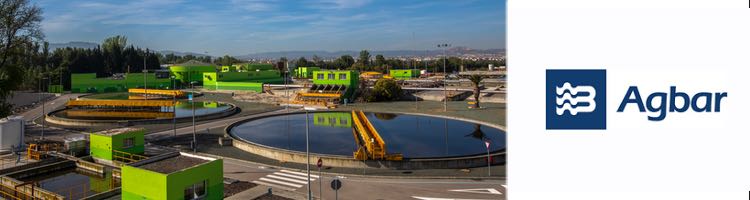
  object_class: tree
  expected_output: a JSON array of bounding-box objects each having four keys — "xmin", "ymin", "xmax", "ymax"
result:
[
  {"xmin": 374, "ymin": 54, "xmax": 385, "ymax": 67},
  {"xmin": 468, "ymin": 75, "xmax": 484, "ymax": 108},
  {"xmin": 358, "ymin": 50, "xmax": 370, "ymax": 66},
  {"xmin": 366, "ymin": 78, "xmax": 402, "ymax": 102},
  {"xmin": 214, "ymin": 55, "xmax": 241, "ymax": 66},
  {"xmin": 295, "ymin": 57, "xmax": 309, "ymax": 67},
  {"xmin": 0, "ymin": 0, "xmax": 43, "ymax": 117},
  {"xmin": 339, "ymin": 55, "xmax": 354, "ymax": 68},
  {"xmin": 311, "ymin": 55, "xmax": 324, "ymax": 68},
  {"xmin": 102, "ymin": 35, "xmax": 127, "ymax": 75}
]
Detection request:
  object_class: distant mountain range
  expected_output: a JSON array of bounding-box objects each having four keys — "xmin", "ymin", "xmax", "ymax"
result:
[
  {"xmin": 48, "ymin": 42, "xmax": 503, "ymax": 60},
  {"xmin": 236, "ymin": 47, "xmax": 505, "ymax": 60},
  {"xmin": 48, "ymin": 41, "xmax": 99, "ymax": 50},
  {"xmin": 157, "ymin": 50, "xmax": 211, "ymax": 57}
]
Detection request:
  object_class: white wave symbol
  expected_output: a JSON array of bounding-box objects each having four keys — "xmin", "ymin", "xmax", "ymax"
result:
[{"xmin": 555, "ymin": 82, "xmax": 596, "ymax": 115}]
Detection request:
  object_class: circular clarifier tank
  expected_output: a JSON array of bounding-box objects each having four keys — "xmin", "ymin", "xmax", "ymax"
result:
[
  {"xmin": 52, "ymin": 101, "xmax": 232, "ymax": 120},
  {"xmin": 229, "ymin": 111, "xmax": 505, "ymax": 159}
]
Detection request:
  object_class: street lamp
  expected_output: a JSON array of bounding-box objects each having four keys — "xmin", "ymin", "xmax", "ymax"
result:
[
  {"xmin": 437, "ymin": 43, "xmax": 451, "ymax": 112},
  {"xmin": 191, "ymin": 81, "xmax": 197, "ymax": 153},
  {"xmin": 303, "ymin": 106, "xmax": 317, "ymax": 200},
  {"xmin": 171, "ymin": 76, "xmax": 177, "ymax": 137},
  {"xmin": 39, "ymin": 76, "xmax": 48, "ymax": 140}
]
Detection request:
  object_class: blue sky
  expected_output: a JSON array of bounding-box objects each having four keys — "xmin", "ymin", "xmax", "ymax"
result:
[{"xmin": 37, "ymin": 0, "xmax": 505, "ymax": 56}]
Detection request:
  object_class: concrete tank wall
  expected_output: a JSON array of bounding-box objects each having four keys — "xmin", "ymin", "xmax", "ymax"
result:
[{"xmin": 0, "ymin": 116, "xmax": 24, "ymax": 153}]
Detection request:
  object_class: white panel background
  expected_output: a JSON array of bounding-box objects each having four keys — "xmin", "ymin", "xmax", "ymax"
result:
[{"xmin": 508, "ymin": 0, "xmax": 750, "ymax": 199}]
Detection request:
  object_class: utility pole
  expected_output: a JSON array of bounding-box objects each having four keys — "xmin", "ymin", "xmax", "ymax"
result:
[
  {"xmin": 40, "ymin": 76, "xmax": 47, "ymax": 140},
  {"xmin": 191, "ymin": 82, "xmax": 196, "ymax": 153},
  {"xmin": 305, "ymin": 108, "xmax": 312, "ymax": 200},
  {"xmin": 172, "ymin": 76, "xmax": 177, "ymax": 137},
  {"xmin": 143, "ymin": 51, "xmax": 148, "ymax": 98},
  {"xmin": 438, "ymin": 44, "xmax": 451, "ymax": 112}
]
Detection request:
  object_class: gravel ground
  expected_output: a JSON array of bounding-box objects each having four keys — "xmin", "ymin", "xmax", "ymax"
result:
[
  {"xmin": 253, "ymin": 194, "xmax": 294, "ymax": 200},
  {"xmin": 224, "ymin": 181, "xmax": 257, "ymax": 198}
]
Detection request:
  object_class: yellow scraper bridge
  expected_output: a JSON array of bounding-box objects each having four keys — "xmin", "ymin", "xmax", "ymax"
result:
[
  {"xmin": 66, "ymin": 110, "xmax": 175, "ymax": 119},
  {"xmin": 128, "ymin": 88, "xmax": 186, "ymax": 97},
  {"xmin": 67, "ymin": 99, "xmax": 177, "ymax": 107},
  {"xmin": 351, "ymin": 110, "xmax": 403, "ymax": 160},
  {"xmin": 290, "ymin": 84, "xmax": 346, "ymax": 107}
]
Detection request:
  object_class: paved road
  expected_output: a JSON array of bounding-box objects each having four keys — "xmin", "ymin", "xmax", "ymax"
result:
[
  {"xmin": 18, "ymin": 93, "xmax": 81, "ymax": 122},
  {"xmin": 223, "ymin": 156, "xmax": 505, "ymax": 200}
]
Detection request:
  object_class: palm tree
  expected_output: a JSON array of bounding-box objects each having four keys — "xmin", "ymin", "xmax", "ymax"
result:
[{"xmin": 468, "ymin": 75, "xmax": 484, "ymax": 108}]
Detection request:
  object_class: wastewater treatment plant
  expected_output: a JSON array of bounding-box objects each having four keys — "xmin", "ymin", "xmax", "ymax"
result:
[{"xmin": 3, "ymin": 59, "xmax": 506, "ymax": 200}]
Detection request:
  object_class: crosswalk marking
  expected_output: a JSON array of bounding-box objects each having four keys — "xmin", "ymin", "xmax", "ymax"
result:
[
  {"xmin": 267, "ymin": 175, "xmax": 309, "ymax": 185},
  {"xmin": 273, "ymin": 172, "xmax": 309, "ymax": 180},
  {"xmin": 253, "ymin": 170, "xmax": 320, "ymax": 191},
  {"xmin": 280, "ymin": 169, "xmax": 320, "ymax": 178},
  {"xmin": 259, "ymin": 177, "xmax": 303, "ymax": 188}
]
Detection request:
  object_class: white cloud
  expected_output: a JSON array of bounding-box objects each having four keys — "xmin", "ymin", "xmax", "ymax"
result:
[
  {"xmin": 307, "ymin": 0, "xmax": 372, "ymax": 9},
  {"xmin": 230, "ymin": 0, "xmax": 278, "ymax": 11}
]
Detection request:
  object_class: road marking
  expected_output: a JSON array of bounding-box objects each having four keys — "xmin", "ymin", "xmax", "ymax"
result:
[
  {"xmin": 273, "ymin": 172, "xmax": 310, "ymax": 180},
  {"xmin": 448, "ymin": 188, "xmax": 502, "ymax": 195},
  {"xmin": 412, "ymin": 197, "xmax": 491, "ymax": 200},
  {"xmin": 258, "ymin": 177, "xmax": 303, "ymax": 188},
  {"xmin": 267, "ymin": 175, "xmax": 309, "ymax": 185},
  {"xmin": 280, "ymin": 169, "xmax": 320, "ymax": 178},
  {"xmin": 252, "ymin": 180, "xmax": 297, "ymax": 191}
]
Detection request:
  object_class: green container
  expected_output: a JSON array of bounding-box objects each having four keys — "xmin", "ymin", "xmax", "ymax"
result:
[
  {"xmin": 89, "ymin": 128, "xmax": 145, "ymax": 161},
  {"xmin": 389, "ymin": 69, "xmax": 419, "ymax": 80},
  {"xmin": 121, "ymin": 154, "xmax": 224, "ymax": 200}
]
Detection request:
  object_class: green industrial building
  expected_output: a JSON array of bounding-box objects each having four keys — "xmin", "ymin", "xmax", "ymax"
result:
[
  {"xmin": 121, "ymin": 152, "xmax": 223, "ymax": 200},
  {"xmin": 311, "ymin": 70, "xmax": 359, "ymax": 101},
  {"xmin": 389, "ymin": 69, "xmax": 420, "ymax": 80},
  {"xmin": 169, "ymin": 61, "xmax": 217, "ymax": 85},
  {"xmin": 294, "ymin": 67, "xmax": 320, "ymax": 78},
  {"xmin": 89, "ymin": 128, "xmax": 145, "ymax": 162},
  {"xmin": 237, "ymin": 63, "xmax": 276, "ymax": 71},
  {"xmin": 71, "ymin": 73, "xmax": 172, "ymax": 93},
  {"xmin": 202, "ymin": 70, "xmax": 283, "ymax": 92}
]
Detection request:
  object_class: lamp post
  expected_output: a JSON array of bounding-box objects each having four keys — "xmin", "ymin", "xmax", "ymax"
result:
[
  {"xmin": 438, "ymin": 44, "xmax": 451, "ymax": 112},
  {"xmin": 143, "ymin": 52, "xmax": 148, "ymax": 97},
  {"xmin": 191, "ymin": 81, "xmax": 196, "ymax": 153},
  {"xmin": 39, "ymin": 76, "xmax": 48, "ymax": 140},
  {"xmin": 303, "ymin": 106, "xmax": 316, "ymax": 200},
  {"xmin": 172, "ymin": 76, "xmax": 177, "ymax": 137}
]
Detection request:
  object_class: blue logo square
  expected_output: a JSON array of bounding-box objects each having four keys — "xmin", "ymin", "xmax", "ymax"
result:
[{"xmin": 546, "ymin": 69, "xmax": 606, "ymax": 130}]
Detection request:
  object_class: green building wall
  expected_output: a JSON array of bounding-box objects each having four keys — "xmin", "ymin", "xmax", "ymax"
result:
[
  {"xmin": 90, "ymin": 129, "xmax": 145, "ymax": 161},
  {"xmin": 311, "ymin": 70, "xmax": 360, "ymax": 102},
  {"xmin": 166, "ymin": 159, "xmax": 223, "ymax": 200},
  {"xmin": 237, "ymin": 63, "xmax": 275, "ymax": 71},
  {"xmin": 122, "ymin": 166, "xmax": 168, "ymax": 199},
  {"xmin": 121, "ymin": 157, "xmax": 223, "ymax": 200},
  {"xmin": 202, "ymin": 71, "xmax": 282, "ymax": 92},
  {"xmin": 203, "ymin": 71, "xmax": 282, "ymax": 84},
  {"xmin": 169, "ymin": 65, "xmax": 217, "ymax": 85},
  {"xmin": 295, "ymin": 67, "xmax": 320, "ymax": 78},
  {"xmin": 71, "ymin": 73, "xmax": 172, "ymax": 93},
  {"xmin": 312, "ymin": 70, "xmax": 359, "ymax": 86},
  {"xmin": 389, "ymin": 69, "xmax": 419, "ymax": 80}
]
